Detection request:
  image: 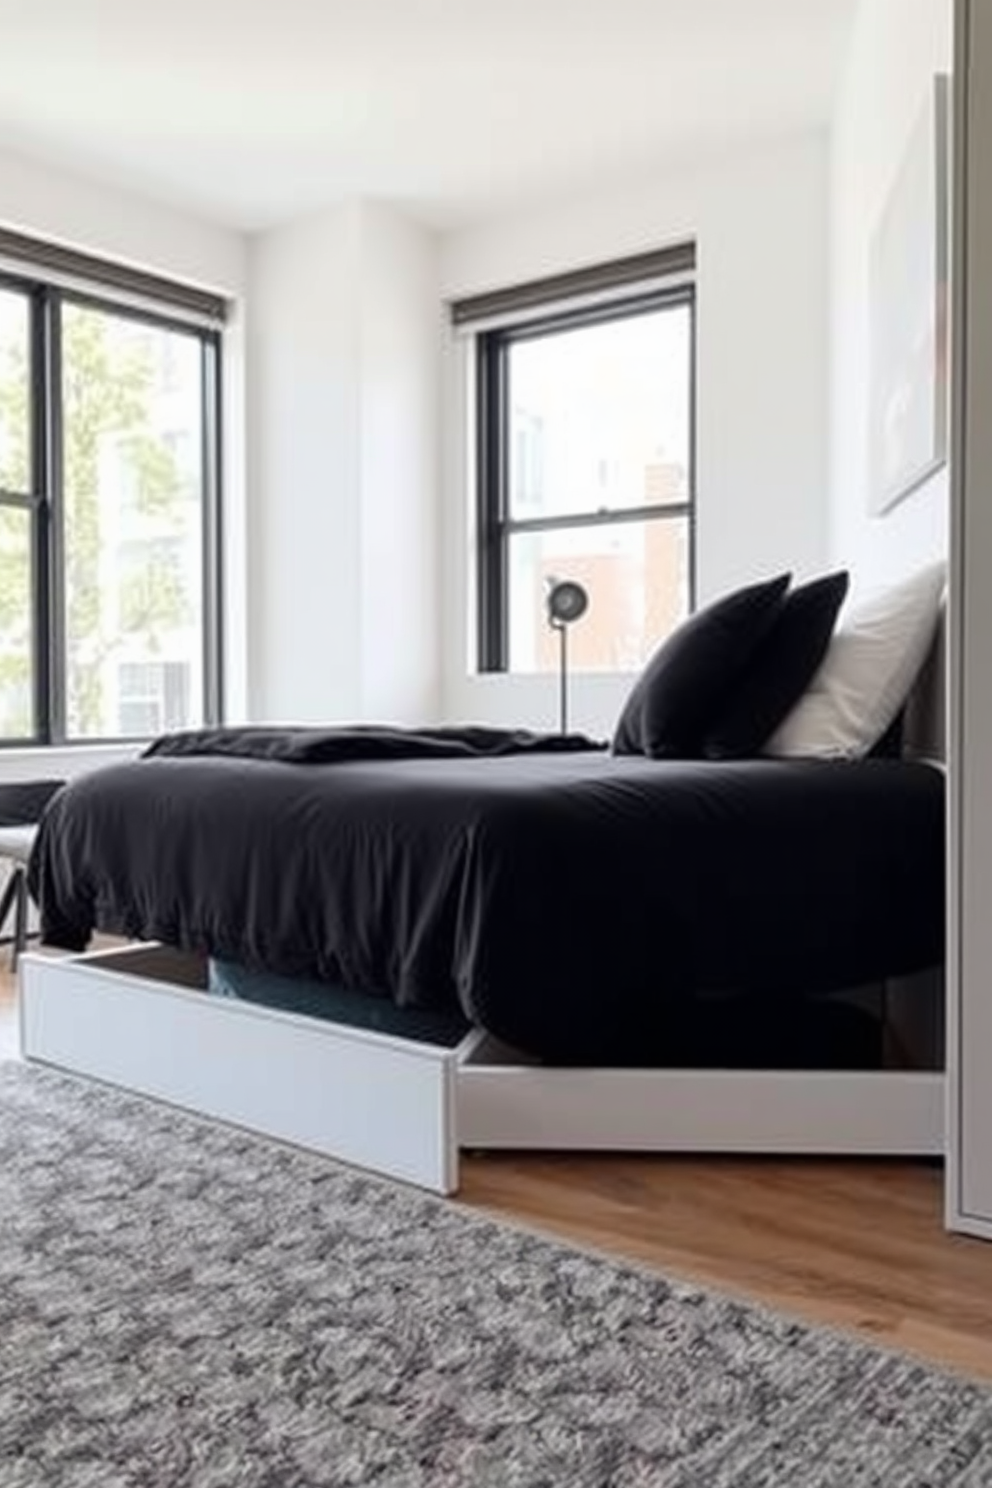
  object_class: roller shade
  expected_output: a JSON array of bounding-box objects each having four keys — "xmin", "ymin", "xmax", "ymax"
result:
[
  {"xmin": 449, "ymin": 241, "xmax": 696, "ymax": 327},
  {"xmin": 0, "ymin": 226, "xmax": 228, "ymax": 324}
]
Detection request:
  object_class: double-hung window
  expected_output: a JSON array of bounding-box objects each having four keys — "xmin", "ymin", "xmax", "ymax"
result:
[
  {"xmin": 459, "ymin": 245, "xmax": 696, "ymax": 674},
  {"xmin": 0, "ymin": 231, "xmax": 224, "ymax": 744}
]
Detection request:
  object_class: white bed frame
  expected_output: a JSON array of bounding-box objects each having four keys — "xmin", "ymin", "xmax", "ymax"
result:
[
  {"xmin": 18, "ymin": 629, "xmax": 947, "ymax": 1195},
  {"xmin": 18, "ymin": 945, "xmax": 944, "ymax": 1197}
]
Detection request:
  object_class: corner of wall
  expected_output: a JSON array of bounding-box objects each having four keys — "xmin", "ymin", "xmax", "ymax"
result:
[
  {"xmin": 246, "ymin": 199, "xmax": 443, "ymax": 725},
  {"xmin": 356, "ymin": 204, "xmax": 443, "ymax": 723}
]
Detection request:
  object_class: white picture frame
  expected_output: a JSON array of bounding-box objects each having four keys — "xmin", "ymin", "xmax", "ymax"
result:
[{"xmin": 869, "ymin": 74, "xmax": 951, "ymax": 515}]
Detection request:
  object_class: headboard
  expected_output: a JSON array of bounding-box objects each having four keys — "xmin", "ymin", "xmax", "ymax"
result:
[{"xmin": 902, "ymin": 605, "xmax": 947, "ymax": 764}]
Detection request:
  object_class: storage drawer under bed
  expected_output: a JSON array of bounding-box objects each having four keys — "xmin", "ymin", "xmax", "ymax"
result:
[{"xmin": 19, "ymin": 944, "xmax": 470, "ymax": 1194}]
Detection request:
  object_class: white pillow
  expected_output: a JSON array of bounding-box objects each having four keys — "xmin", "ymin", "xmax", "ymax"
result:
[{"xmin": 764, "ymin": 561, "xmax": 946, "ymax": 760}]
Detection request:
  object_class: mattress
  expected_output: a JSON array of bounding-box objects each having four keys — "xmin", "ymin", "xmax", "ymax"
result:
[{"xmin": 29, "ymin": 727, "xmax": 945, "ymax": 1063}]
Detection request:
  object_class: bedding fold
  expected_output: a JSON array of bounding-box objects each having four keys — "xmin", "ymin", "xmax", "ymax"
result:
[{"xmin": 143, "ymin": 724, "xmax": 605, "ymax": 765}]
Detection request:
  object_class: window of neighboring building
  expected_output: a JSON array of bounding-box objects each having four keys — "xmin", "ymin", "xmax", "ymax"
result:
[
  {"xmin": 464, "ymin": 252, "xmax": 696, "ymax": 675},
  {"xmin": 0, "ymin": 265, "xmax": 222, "ymax": 744},
  {"xmin": 117, "ymin": 660, "xmax": 192, "ymax": 739}
]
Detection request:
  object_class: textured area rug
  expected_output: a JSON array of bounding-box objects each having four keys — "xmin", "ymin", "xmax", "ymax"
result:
[{"xmin": 1, "ymin": 1065, "xmax": 991, "ymax": 1487}]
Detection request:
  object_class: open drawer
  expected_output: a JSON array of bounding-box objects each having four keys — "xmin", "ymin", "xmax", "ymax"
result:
[{"xmin": 19, "ymin": 944, "xmax": 472, "ymax": 1194}]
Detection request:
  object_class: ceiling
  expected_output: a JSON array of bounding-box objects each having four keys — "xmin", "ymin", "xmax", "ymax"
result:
[{"xmin": 0, "ymin": 0, "xmax": 860, "ymax": 233}]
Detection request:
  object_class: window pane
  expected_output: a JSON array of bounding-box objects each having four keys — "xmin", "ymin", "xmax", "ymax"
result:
[
  {"xmin": 507, "ymin": 304, "xmax": 691, "ymax": 522},
  {"xmin": 0, "ymin": 290, "xmax": 30, "ymax": 495},
  {"xmin": 61, "ymin": 303, "xmax": 205, "ymax": 739},
  {"xmin": 508, "ymin": 517, "xmax": 689, "ymax": 674},
  {"xmin": 0, "ymin": 506, "xmax": 34, "ymax": 736}
]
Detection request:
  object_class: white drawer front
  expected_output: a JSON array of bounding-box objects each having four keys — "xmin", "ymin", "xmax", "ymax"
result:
[{"xmin": 20, "ymin": 950, "xmax": 460, "ymax": 1194}]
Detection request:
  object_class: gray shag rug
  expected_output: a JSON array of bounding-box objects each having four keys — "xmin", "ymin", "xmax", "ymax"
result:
[{"xmin": 1, "ymin": 1064, "xmax": 991, "ymax": 1487}]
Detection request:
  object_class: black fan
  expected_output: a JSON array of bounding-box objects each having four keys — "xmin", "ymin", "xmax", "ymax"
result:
[{"xmin": 545, "ymin": 578, "xmax": 590, "ymax": 734}]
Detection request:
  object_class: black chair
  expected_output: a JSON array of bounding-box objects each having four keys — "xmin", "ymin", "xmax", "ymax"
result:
[{"xmin": 0, "ymin": 781, "xmax": 65, "ymax": 971}]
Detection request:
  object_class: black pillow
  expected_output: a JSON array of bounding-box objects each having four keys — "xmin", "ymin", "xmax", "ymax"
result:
[
  {"xmin": 612, "ymin": 573, "xmax": 791, "ymax": 758},
  {"xmin": 702, "ymin": 570, "xmax": 850, "ymax": 760}
]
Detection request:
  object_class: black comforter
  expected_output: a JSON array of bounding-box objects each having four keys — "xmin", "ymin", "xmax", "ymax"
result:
[{"xmin": 29, "ymin": 727, "xmax": 945, "ymax": 1061}]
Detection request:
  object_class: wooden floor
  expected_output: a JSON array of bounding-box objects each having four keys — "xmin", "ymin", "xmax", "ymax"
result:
[{"xmin": 3, "ymin": 960, "xmax": 992, "ymax": 1384}]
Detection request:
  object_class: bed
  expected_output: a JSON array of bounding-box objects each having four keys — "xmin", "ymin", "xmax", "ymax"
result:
[
  {"xmin": 18, "ymin": 625, "xmax": 947, "ymax": 1193},
  {"xmin": 29, "ymin": 731, "xmax": 944, "ymax": 1066}
]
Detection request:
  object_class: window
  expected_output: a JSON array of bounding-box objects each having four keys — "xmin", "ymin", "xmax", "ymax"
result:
[
  {"xmin": 0, "ymin": 271, "xmax": 221, "ymax": 744},
  {"xmin": 473, "ymin": 277, "xmax": 695, "ymax": 675},
  {"xmin": 0, "ymin": 290, "xmax": 34, "ymax": 739},
  {"xmin": 117, "ymin": 660, "xmax": 191, "ymax": 738}
]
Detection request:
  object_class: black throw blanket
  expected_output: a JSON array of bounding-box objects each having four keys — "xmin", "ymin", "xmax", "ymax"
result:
[{"xmin": 143, "ymin": 724, "xmax": 606, "ymax": 765}]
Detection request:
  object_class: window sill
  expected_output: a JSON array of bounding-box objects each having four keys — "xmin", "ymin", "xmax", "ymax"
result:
[
  {"xmin": 0, "ymin": 741, "xmax": 144, "ymax": 781},
  {"xmin": 468, "ymin": 669, "xmax": 639, "ymax": 682},
  {"xmin": 0, "ymin": 740, "xmax": 150, "ymax": 755}
]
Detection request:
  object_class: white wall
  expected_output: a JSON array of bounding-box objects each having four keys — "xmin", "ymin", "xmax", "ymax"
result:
[
  {"xmin": 0, "ymin": 146, "xmax": 243, "ymax": 295},
  {"xmin": 439, "ymin": 132, "xmax": 831, "ymax": 735},
  {"xmin": 829, "ymin": 0, "xmax": 953, "ymax": 589},
  {"xmin": 248, "ymin": 200, "xmax": 440, "ymax": 724},
  {"xmin": 248, "ymin": 203, "xmax": 362, "ymax": 722},
  {"xmin": 0, "ymin": 146, "xmax": 249, "ymax": 779},
  {"xmin": 358, "ymin": 206, "xmax": 441, "ymax": 722}
]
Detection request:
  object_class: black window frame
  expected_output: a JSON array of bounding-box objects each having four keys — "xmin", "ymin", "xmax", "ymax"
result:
[
  {"xmin": 0, "ymin": 269, "xmax": 223, "ymax": 747},
  {"xmin": 475, "ymin": 284, "xmax": 697, "ymax": 674}
]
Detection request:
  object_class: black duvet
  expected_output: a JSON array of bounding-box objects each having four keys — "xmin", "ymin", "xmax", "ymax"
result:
[{"xmin": 29, "ymin": 726, "xmax": 945, "ymax": 1062}]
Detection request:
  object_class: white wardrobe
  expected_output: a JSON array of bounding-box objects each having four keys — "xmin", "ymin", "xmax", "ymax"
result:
[{"xmin": 949, "ymin": 0, "xmax": 992, "ymax": 1239}]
